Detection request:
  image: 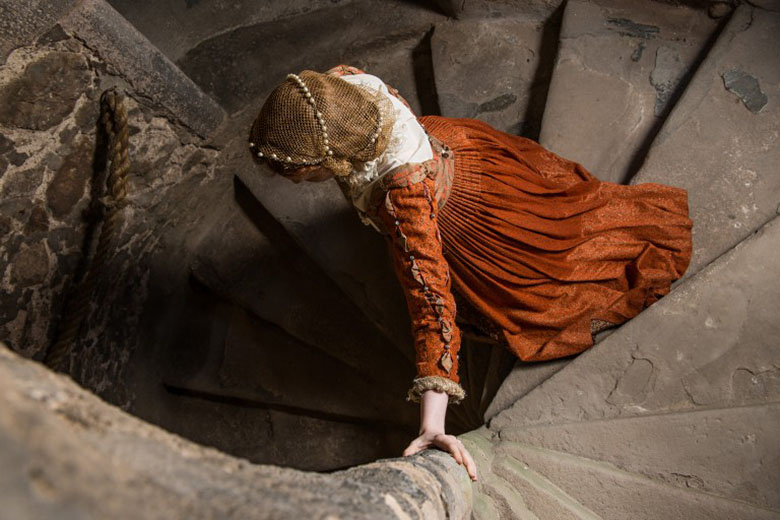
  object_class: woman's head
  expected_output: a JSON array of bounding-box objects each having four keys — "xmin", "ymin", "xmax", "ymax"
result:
[{"xmin": 248, "ymin": 70, "xmax": 395, "ymax": 179}]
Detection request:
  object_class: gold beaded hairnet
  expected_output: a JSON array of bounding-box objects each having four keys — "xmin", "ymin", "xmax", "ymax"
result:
[{"xmin": 248, "ymin": 69, "xmax": 396, "ymax": 176}]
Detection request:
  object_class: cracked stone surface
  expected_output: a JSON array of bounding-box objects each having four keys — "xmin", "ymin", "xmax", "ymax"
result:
[
  {"xmin": 632, "ymin": 5, "xmax": 780, "ymax": 276},
  {"xmin": 538, "ymin": 0, "xmax": 717, "ymax": 183},
  {"xmin": 0, "ymin": 0, "xmax": 77, "ymax": 62},
  {"xmin": 489, "ymin": 215, "xmax": 780, "ymax": 429}
]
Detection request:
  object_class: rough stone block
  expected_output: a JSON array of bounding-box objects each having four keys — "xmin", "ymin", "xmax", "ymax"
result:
[
  {"xmin": 0, "ymin": 51, "xmax": 91, "ymax": 131},
  {"xmin": 631, "ymin": 5, "xmax": 780, "ymax": 275},
  {"xmin": 0, "ymin": 0, "xmax": 77, "ymax": 62},
  {"xmin": 539, "ymin": 0, "xmax": 717, "ymax": 183}
]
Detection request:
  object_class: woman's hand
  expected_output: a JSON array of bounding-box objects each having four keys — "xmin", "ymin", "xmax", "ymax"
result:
[
  {"xmin": 402, "ymin": 389, "xmax": 478, "ymax": 481},
  {"xmin": 404, "ymin": 430, "xmax": 478, "ymax": 481}
]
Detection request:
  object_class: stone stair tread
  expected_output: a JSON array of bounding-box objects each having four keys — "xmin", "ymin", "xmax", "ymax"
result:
[
  {"xmin": 539, "ymin": 0, "xmax": 718, "ymax": 184},
  {"xmin": 630, "ymin": 5, "xmax": 780, "ymax": 275},
  {"xmin": 177, "ymin": 0, "xmax": 444, "ymax": 114},
  {"xmin": 431, "ymin": 17, "xmax": 549, "ymax": 136},
  {"xmin": 499, "ymin": 402, "xmax": 780, "ymax": 510},
  {"xmin": 480, "ymin": 473, "xmax": 556, "ymax": 520},
  {"xmin": 490, "ymin": 214, "xmax": 780, "ymax": 430},
  {"xmin": 106, "ymin": 0, "xmax": 360, "ymax": 62},
  {"xmin": 431, "ymin": 0, "xmax": 558, "ymax": 22},
  {"xmin": 501, "ymin": 443, "xmax": 780, "ymax": 520},
  {"xmin": 163, "ymin": 302, "xmax": 416, "ymax": 425},
  {"xmin": 462, "ymin": 428, "xmax": 582, "ymax": 520},
  {"xmin": 485, "ymin": 357, "xmax": 570, "ymax": 422},
  {"xmin": 189, "ymin": 178, "xmax": 414, "ymax": 390},
  {"xmin": 230, "ymin": 152, "xmax": 415, "ymax": 362},
  {"xmin": 492, "ymin": 454, "xmax": 601, "ymax": 520}
]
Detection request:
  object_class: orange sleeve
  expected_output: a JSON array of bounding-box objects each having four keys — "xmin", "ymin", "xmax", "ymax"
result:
[{"xmin": 376, "ymin": 175, "xmax": 466, "ymax": 404}]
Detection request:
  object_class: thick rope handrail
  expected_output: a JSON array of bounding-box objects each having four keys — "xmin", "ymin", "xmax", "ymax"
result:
[{"xmin": 45, "ymin": 88, "xmax": 131, "ymax": 372}]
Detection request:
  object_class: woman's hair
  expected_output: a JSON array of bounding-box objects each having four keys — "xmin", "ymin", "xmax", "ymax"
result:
[{"xmin": 248, "ymin": 70, "xmax": 395, "ymax": 177}]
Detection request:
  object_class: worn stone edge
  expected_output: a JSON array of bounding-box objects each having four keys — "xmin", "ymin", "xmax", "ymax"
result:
[{"xmin": 57, "ymin": 0, "xmax": 226, "ymax": 138}]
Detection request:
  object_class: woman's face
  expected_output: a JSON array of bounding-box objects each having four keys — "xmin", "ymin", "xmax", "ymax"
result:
[{"xmin": 279, "ymin": 164, "xmax": 334, "ymax": 183}]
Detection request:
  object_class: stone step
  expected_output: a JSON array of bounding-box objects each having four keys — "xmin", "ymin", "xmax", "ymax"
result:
[
  {"xmin": 177, "ymin": 0, "xmax": 444, "ymax": 114},
  {"xmin": 500, "ymin": 402, "xmax": 780, "ymax": 510},
  {"xmin": 430, "ymin": 16, "xmax": 553, "ymax": 137},
  {"xmin": 538, "ymin": 0, "xmax": 718, "ymax": 184},
  {"xmin": 463, "ymin": 428, "xmax": 602, "ymax": 520},
  {"xmin": 105, "ymin": 0, "xmax": 360, "ymax": 62},
  {"xmin": 162, "ymin": 296, "xmax": 417, "ymax": 427},
  {"xmin": 501, "ymin": 443, "xmax": 780, "ymax": 520},
  {"xmin": 228, "ymin": 136, "xmax": 416, "ymax": 364},
  {"xmin": 490, "ymin": 214, "xmax": 780, "ymax": 430},
  {"xmin": 630, "ymin": 4, "xmax": 780, "ymax": 275},
  {"xmin": 484, "ymin": 357, "xmax": 570, "ymax": 422},
  {"xmin": 431, "ymin": 0, "xmax": 558, "ymax": 21},
  {"xmin": 187, "ymin": 177, "xmax": 415, "ymax": 394}
]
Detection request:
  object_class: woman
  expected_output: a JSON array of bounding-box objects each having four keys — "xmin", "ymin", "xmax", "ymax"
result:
[{"xmin": 248, "ymin": 66, "xmax": 693, "ymax": 482}]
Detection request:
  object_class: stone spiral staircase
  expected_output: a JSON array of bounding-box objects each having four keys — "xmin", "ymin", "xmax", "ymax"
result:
[{"xmin": 2, "ymin": 0, "xmax": 779, "ymax": 517}]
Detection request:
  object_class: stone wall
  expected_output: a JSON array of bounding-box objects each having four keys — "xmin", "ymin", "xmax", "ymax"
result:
[{"xmin": 0, "ymin": 25, "xmax": 220, "ymax": 406}]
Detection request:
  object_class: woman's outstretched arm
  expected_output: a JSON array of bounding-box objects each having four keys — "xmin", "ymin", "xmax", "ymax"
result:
[
  {"xmin": 403, "ymin": 389, "xmax": 478, "ymax": 481},
  {"xmin": 375, "ymin": 175, "xmax": 477, "ymax": 478}
]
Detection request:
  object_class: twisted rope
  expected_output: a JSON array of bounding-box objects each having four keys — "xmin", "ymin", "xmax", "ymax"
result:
[{"xmin": 45, "ymin": 88, "xmax": 131, "ymax": 372}]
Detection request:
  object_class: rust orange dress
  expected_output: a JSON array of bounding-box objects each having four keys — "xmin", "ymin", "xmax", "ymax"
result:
[{"xmin": 329, "ymin": 66, "xmax": 693, "ymax": 403}]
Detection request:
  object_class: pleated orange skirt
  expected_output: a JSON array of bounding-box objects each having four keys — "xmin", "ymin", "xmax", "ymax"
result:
[{"xmin": 420, "ymin": 115, "xmax": 693, "ymax": 362}]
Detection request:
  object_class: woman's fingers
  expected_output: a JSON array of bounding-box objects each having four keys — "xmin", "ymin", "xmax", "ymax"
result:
[
  {"xmin": 458, "ymin": 441, "xmax": 478, "ymax": 481},
  {"xmin": 403, "ymin": 434, "xmax": 478, "ymax": 481},
  {"xmin": 434, "ymin": 435, "xmax": 463, "ymax": 465}
]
